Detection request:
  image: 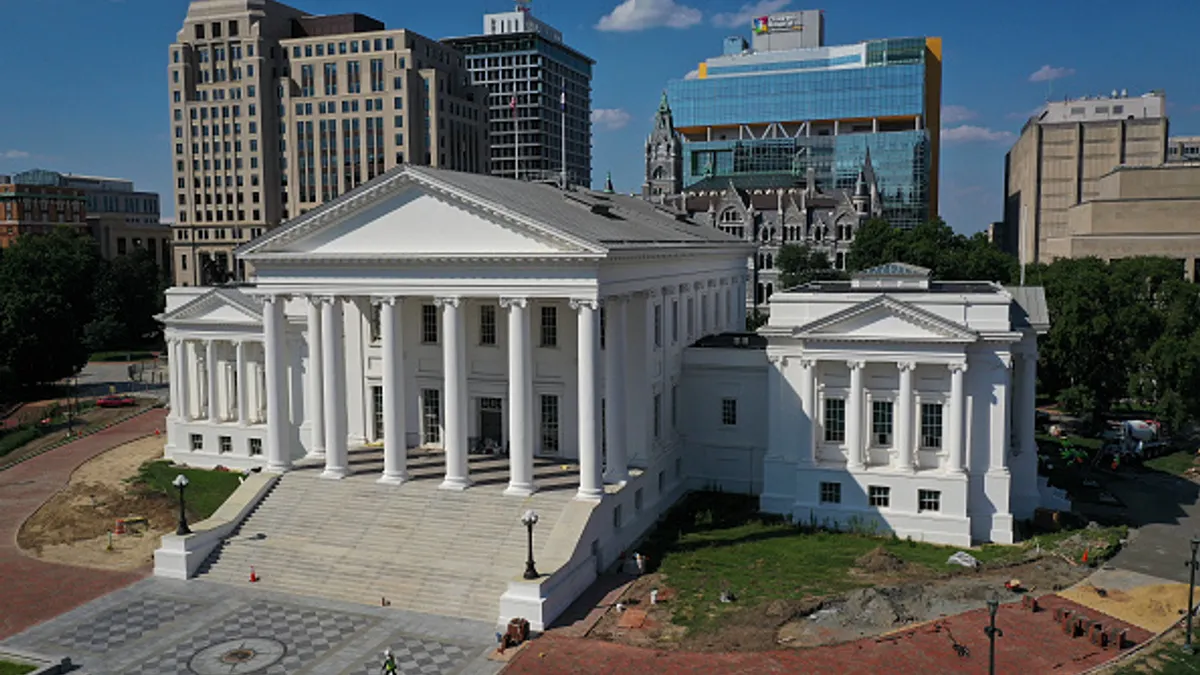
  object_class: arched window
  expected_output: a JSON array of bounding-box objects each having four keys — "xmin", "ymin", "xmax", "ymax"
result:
[
  {"xmin": 765, "ymin": 253, "xmax": 773, "ymax": 269},
  {"xmin": 652, "ymin": 166, "xmax": 666, "ymax": 180},
  {"xmin": 766, "ymin": 283, "xmax": 774, "ymax": 299},
  {"xmin": 720, "ymin": 208, "xmax": 742, "ymax": 223},
  {"xmin": 756, "ymin": 283, "xmax": 764, "ymax": 304}
]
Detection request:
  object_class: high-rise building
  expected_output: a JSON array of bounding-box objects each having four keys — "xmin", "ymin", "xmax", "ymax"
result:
[
  {"xmin": 169, "ymin": 0, "xmax": 488, "ymax": 286},
  {"xmin": 443, "ymin": 3, "xmax": 593, "ymax": 186},
  {"xmin": 1001, "ymin": 91, "xmax": 1168, "ymax": 264},
  {"xmin": 1167, "ymin": 136, "xmax": 1200, "ymax": 162},
  {"xmin": 662, "ymin": 11, "xmax": 942, "ymax": 229}
]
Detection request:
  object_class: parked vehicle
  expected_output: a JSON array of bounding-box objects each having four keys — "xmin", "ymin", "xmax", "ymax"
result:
[{"xmin": 96, "ymin": 395, "xmax": 136, "ymax": 408}]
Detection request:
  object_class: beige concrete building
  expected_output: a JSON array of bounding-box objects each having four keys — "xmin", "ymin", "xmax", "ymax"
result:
[
  {"xmin": 1000, "ymin": 91, "xmax": 1168, "ymax": 264},
  {"xmin": 1044, "ymin": 163, "xmax": 1200, "ymax": 280},
  {"xmin": 168, "ymin": 0, "xmax": 488, "ymax": 286}
]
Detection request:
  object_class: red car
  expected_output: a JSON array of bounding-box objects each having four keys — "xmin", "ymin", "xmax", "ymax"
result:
[{"xmin": 96, "ymin": 395, "xmax": 136, "ymax": 408}]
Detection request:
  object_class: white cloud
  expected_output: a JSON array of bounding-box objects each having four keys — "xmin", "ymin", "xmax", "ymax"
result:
[
  {"xmin": 1029, "ymin": 64, "xmax": 1075, "ymax": 83},
  {"xmin": 942, "ymin": 105, "xmax": 977, "ymax": 125},
  {"xmin": 1, "ymin": 150, "xmax": 29, "ymax": 159},
  {"xmin": 711, "ymin": 0, "xmax": 790, "ymax": 28},
  {"xmin": 941, "ymin": 125, "xmax": 1015, "ymax": 143},
  {"xmin": 591, "ymin": 108, "xmax": 632, "ymax": 131},
  {"xmin": 595, "ymin": 0, "xmax": 703, "ymax": 32},
  {"xmin": 683, "ymin": 68, "xmax": 700, "ymax": 80}
]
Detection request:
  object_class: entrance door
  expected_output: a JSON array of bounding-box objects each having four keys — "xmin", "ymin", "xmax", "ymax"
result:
[{"xmin": 479, "ymin": 397, "xmax": 503, "ymax": 452}]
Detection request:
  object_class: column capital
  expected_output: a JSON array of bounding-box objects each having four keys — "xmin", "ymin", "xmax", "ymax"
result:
[
  {"xmin": 433, "ymin": 296, "xmax": 462, "ymax": 308},
  {"xmin": 311, "ymin": 294, "xmax": 345, "ymax": 305},
  {"xmin": 602, "ymin": 293, "xmax": 628, "ymax": 305},
  {"xmin": 693, "ymin": 281, "xmax": 705, "ymax": 291},
  {"xmin": 897, "ymin": 361, "xmax": 917, "ymax": 373},
  {"xmin": 569, "ymin": 298, "xmax": 599, "ymax": 311},
  {"xmin": 660, "ymin": 285, "xmax": 677, "ymax": 296},
  {"xmin": 253, "ymin": 293, "xmax": 291, "ymax": 305},
  {"xmin": 767, "ymin": 354, "xmax": 790, "ymax": 366},
  {"xmin": 948, "ymin": 361, "xmax": 968, "ymax": 374},
  {"xmin": 799, "ymin": 357, "xmax": 816, "ymax": 369},
  {"xmin": 677, "ymin": 283, "xmax": 690, "ymax": 295},
  {"xmin": 719, "ymin": 278, "xmax": 730, "ymax": 286},
  {"xmin": 498, "ymin": 296, "xmax": 528, "ymax": 309},
  {"xmin": 644, "ymin": 287, "xmax": 661, "ymax": 299},
  {"xmin": 846, "ymin": 359, "xmax": 865, "ymax": 371},
  {"xmin": 370, "ymin": 295, "xmax": 403, "ymax": 306},
  {"xmin": 706, "ymin": 279, "xmax": 718, "ymax": 288}
]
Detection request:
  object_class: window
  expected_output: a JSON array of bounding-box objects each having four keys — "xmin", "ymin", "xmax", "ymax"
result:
[
  {"xmin": 540, "ymin": 306, "xmax": 557, "ymax": 347},
  {"xmin": 658, "ymin": 470, "xmax": 665, "ymax": 494},
  {"xmin": 869, "ymin": 485, "xmax": 890, "ymax": 508},
  {"xmin": 653, "ymin": 304, "xmax": 662, "ymax": 348},
  {"xmin": 872, "ymin": 400, "xmax": 893, "ymax": 446},
  {"xmin": 721, "ymin": 397, "xmax": 737, "ymax": 426},
  {"xmin": 920, "ymin": 402, "xmax": 943, "ymax": 449},
  {"xmin": 372, "ymin": 386, "xmax": 384, "ymax": 441},
  {"xmin": 190, "ymin": 434, "xmax": 203, "ymax": 451},
  {"xmin": 687, "ymin": 297, "xmax": 695, "ymax": 337},
  {"xmin": 672, "ymin": 300, "xmax": 679, "ymax": 343},
  {"xmin": 480, "ymin": 304, "xmax": 496, "ymax": 345},
  {"xmin": 671, "ymin": 384, "xmax": 678, "ymax": 429},
  {"xmin": 653, "ymin": 393, "xmax": 661, "ymax": 440},
  {"xmin": 613, "ymin": 504, "xmax": 623, "ymax": 529},
  {"xmin": 823, "ymin": 398, "xmax": 846, "ymax": 443},
  {"xmin": 820, "ymin": 481, "xmax": 841, "ymax": 504},
  {"xmin": 421, "ymin": 389, "xmax": 441, "ymax": 444},
  {"xmin": 421, "ymin": 304, "xmax": 438, "ymax": 343},
  {"xmin": 540, "ymin": 394, "xmax": 559, "ymax": 453},
  {"xmin": 249, "ymin": 438, "xmax": 263, "ymax": 456},
  {"xmin": 369, "ymin": 304, "xmax": 381, "ymax": 343},
  {"xmin": 219, "ymin": 436, "xmax": 232, "ymax": 454},
  {"xmin": 918, "ymin": 489, "xmax": 941, "ymax": 512},
  {"xmin": 635, "ymin": 488, "xmax": 644, "ymax": 512}
]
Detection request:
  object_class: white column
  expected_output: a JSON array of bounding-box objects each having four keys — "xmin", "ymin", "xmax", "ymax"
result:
[
  {"xmin": 603, "ymin": 295, "xmax": 628, "ymax": 483},
  {"xmin": 895, "ymin": 362, "xmax": 916, "ymax": 472},
  {"xmin": 206, "ymin": 340, "xmax": 219, "ymax": 422},
  {"xmin": 1019, "ymin": 354, "xmax": 1037, "ymax": 454},
  {"xmin": 437, "ymin": 297, "xmax": 470, "ymax": 490},
  {"xmin": 846, "ymin": 360, "xmax": 864, "ymax": 470},
  {"xmin": 863, "ymin": 390, "xmax": 873, "ymax": 467},
  {"xmin": 306, "ymin": 297, "xmax": 325, "ymax": 458},
  {"xmin": 379, "ymin": 297, "xmax": 408, "ymax": 485},
  {"xmin": 766, "ymin": 355, "xmax": 785, "ymax": 458},
  {"xmin": 947, "ymin": 362, "xmax": 967, "ymax": 473},
  {"xmin": 502, "ymin": 297, "xmax": 535, "ymax": 495},
  {"xmin": 800, "ymin": 358, "xmax": 816, "ymax": 465},
  {"xmin": 573, "ymin": 298, "xmax": 603, "ymax": 500},
  {"xmin": 262, "ymin": 296, "xmax": 291, "ymax": 472},
  {"xmin": 170, "ymin": 339, "xmax": 186, "ymax": 421},
  {"xmin": 236, "ymin": 340, "xmax": 248, "ymax": 425},
  {"xmin": 320, "ymin": 297, "xmax": 348, "ymax": 479}
]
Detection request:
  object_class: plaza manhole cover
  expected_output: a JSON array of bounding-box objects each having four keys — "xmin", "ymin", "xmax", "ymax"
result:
[{"xmin": 188, "ymin": 637, "xmax": 286, "ymax": 674}]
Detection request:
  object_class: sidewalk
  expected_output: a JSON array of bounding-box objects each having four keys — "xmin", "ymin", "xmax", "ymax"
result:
[{"xmin": 0, "ymin": 408, "xmax": 165, "ymax": 640}]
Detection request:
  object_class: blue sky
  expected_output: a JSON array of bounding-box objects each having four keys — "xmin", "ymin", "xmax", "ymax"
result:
[{"xmin": 0, "ymin": 0, "xmax": 1195, "ymax": 234}]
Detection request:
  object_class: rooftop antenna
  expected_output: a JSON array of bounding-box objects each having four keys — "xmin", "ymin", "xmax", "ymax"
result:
[{"xmin": 515, "ymin": 0, "xmax": 531, "ymax": 13}]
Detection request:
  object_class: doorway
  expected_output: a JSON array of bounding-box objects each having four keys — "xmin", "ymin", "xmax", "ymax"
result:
[{"xmin": 478, "ymin": 397, "xmax": 503, "ymax": 452}]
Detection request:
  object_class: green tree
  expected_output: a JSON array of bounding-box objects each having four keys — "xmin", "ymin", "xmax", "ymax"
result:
[
  {"xmin": 775, "ymin": 243, "xmax": 845, "ymax": 289},
  {"xmin": 85, "ymin": 247, "xmax": 167, "ymax": 351},
  {"xmin": 845, "ymin": 218, "xmax": 901, "ymax": 271},
  {"xmin": 0, "ymin": 227, "xmax": 102, "ymax": 389},
  {"xmin": 847, "ymin": 217, "xmax": 1017, "ymax": 284}
]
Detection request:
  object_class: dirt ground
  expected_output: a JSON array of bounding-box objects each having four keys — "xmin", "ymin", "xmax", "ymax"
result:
[
  {"xmin": 588, "ymin": 552, "xmax": 1094, "ymax": 653},
  {"xmin": 17, "ymin": 436, "xmax": 173, "ymax": 571}
]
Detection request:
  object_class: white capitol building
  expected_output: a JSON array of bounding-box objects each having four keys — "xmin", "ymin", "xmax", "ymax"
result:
[{"xmin": 155, "ymin": 165, "xmax": 1064, "ymax": 629}]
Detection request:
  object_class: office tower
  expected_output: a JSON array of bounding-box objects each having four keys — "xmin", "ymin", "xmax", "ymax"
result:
[
  {"xmin": 1002, "ymin": 91, "xmax": 1168, "ymax": 264},
  {"xmin": 169, "ymin": 0, "xmax": 488, "ymax": 286},
  {"xmin": 444, "ymin": 2, "xmax": 594, "ymax": 186},
  {"xmin": 663, "ymin": 10, "xmax": 942, "ymax": 230}
]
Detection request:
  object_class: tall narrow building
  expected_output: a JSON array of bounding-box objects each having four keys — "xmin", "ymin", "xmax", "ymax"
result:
[
  {"xmin": 168, "ymin": 0, "xmax": 488, "ymax": 286},
  {"xmin": 444, "ymin": 3, "xmax": 594, "ymax": 186},
  {"xmin": 642, "ymin": 92, "xmax": 683, "ymax": 200}
]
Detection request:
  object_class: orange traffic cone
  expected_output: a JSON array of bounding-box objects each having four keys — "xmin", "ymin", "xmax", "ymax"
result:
[
  {"xmin": 249, "ymin": 566, "xmax": 259, "ymax": 582},
  {"xmin": 1082, "ymin": 548, "xmax": 1089, "ymax": 564}
]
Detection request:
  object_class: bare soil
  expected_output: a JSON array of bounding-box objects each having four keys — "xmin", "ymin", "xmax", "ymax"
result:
[
  {"xmin": 17, "ymin": 436, "xmax": 173, "ymax": 571},
  {"xmin": 588, "ymin": 556, "xmax": 1092, "ymax": 654}
]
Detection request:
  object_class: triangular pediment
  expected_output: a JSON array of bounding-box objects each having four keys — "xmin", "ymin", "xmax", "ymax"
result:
[
  {"xmin": 240, "ymin": 169, "xmax": 597, "ymax": 260},
  {"xmin": 795, "ymin": 296, "xmax": 977, "ymax": 342},
  {"xmin": 161, "ymin": 288, "xmax": 261, "ymax": 326}
]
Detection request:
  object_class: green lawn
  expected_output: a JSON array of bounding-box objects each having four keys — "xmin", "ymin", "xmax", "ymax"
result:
[
  {"xmin": 1115, "ymin": 632, "xmax": 1200, "ymax": 673},
  {"xmin": 644, "ymin": 492, "xmax": 1125, "ymax": 635},
  {"xmin": 132, "ymin": 461, "xmax": 243, "ymax": 521},
  {"xmin": 0, "ymin": 660, "xmax": 36, "ymax": 675},
  {"xmin": 89, "ymin": 350, "xmax": 158, "ymax": 362},
  {"xmin": 0, "ymin": 427, "xmax": 43, "ymax": 459},
  {"xmin": 1147, "ymin": 451, "xmax": 1199, "ymax": 476}
]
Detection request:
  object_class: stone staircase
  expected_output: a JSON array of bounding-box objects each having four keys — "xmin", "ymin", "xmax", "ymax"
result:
[{"xmin": 195, "ymin": 449, "xmax": 579, "ymax": 623}]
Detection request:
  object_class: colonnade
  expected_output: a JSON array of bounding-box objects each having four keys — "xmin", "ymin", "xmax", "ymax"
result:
[{"xmin": 167, "ymin": 336, "xmax": 265, "ymax": 426}]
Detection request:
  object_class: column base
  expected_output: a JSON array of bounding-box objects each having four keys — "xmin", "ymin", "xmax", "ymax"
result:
[
  {"xmin": 439, "ymin": 477, "xmax": 472, "ymax": 491},
  {"xmin": 602, "ymin": 468, "xmax": 629, "ymax": 485},
  {"xmin": 307, "ymin": 450, "xmax": 327, "ymax": 460},
  {"xmin": 266, "ymin": 461, "xmax": 292, "ymax": 474},
  {"xmin": 943, "ymin": 466, "xmax": 967, "ymax": 476},
  {"xmin": 321, "ymin": 467, "xmax": 349, "ymax": 480},
  {"xmin": 504, "ymin": 482, "xmax": 538, "ymax": 497},
  {"xmin": 575, "ymin": 487, "xmax": 604, "ymax": 501},
  {"xmin": 377, "ymin": 473, "xmax": 409, "ymax": 486}
]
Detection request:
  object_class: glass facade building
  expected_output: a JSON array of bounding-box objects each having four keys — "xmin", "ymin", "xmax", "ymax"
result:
[{"xmin": 666, "ymin": 36, "xmax": 942, "ymax": 228}]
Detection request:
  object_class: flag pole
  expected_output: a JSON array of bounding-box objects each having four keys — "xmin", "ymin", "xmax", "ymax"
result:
[{"xmin": 560, "ymin": 85, "xmax": 568, "ymax": 188}]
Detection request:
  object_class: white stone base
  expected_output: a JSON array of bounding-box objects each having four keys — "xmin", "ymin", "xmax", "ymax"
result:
[{"xmin": 154, "ymin": 473, "xmax": 278, "ymax": 580}]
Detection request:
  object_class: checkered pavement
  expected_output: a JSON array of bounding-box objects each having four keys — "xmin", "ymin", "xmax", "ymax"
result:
[
  {"xmin": 124, "ymin": 600, "xmax": 374, "ymax": 674},
  {"xmin": 358, "ymin": 637, "xmax": 474, "ymax": 675},
  {"xmin": 49, "ymin": 596, "xmax": 194, "ymax": 653}
]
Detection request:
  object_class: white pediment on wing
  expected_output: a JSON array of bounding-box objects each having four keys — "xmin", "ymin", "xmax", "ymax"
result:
[
  {"xmin": 160, "ymin": 288, "xmax": 261, "ymax": 326},
  {"xmin": 795, "ymin": 296, "xmax": 976, "ymax": 343}
]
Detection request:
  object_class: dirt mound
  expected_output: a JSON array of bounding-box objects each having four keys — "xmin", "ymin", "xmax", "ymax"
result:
[{"xmin": 855, "ymin": 546, "xmax": 907, "ymax": 573}]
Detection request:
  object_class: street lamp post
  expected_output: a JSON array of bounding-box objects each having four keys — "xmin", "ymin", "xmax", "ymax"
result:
[
  {"xmin": 173, "ymin": 474, "xmax": 192, "ymax": 536},
  {"xmin": 984, "ymin": 597, "xmax": 1003, "ymax": 675},
  {"xmin": 1185, "ymin": 537, "xmax": 1200, "ymax": 654},
  {"xmin": 521, "ymin": 510, "xmax": 540, "ymax": 580}
]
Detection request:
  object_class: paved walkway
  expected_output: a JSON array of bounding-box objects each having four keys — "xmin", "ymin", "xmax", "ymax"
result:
[
  {"xmin": 0, "ymin": 408, "xmax": 165, "ymax": 640},
  {"xmin": 505, "ymin": 595, "xmax": 1151, "ymax": 675},
  {"xmin": 0, "ymin": 577, "xmax": 503, "ymax": 675},
  {"xmin": 1103, "ymin": 467, "xmax": 1200, "ymax": 582}
]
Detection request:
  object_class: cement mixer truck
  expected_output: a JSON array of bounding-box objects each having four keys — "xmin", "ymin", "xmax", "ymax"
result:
[{"xmin": 1102, "ymin": 419, "xmax": 1166, "ymax": 464}]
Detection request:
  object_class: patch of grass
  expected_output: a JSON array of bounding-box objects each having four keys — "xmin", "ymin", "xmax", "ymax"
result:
[
  {"xmin": 0, "ymin": 660, "xmax": 37, "ymax": 675},
  {"xmin": 132, "ymin": 461, "xmax": 242, "ymax": 521},
  {"xmin": 89, "ymin": 350, "xmax": 157, "ymax": 362},
  {"xmin": 1147, "ymin": 451, "xmax": 1199, "ymax": 477},
  {"xmin": 0, "ymin": 427, "xmax": 44, "ymax": 458},
  {"xmin": 1115, "ymin": 631, "xmax": 1200, "ymax": 674}
]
